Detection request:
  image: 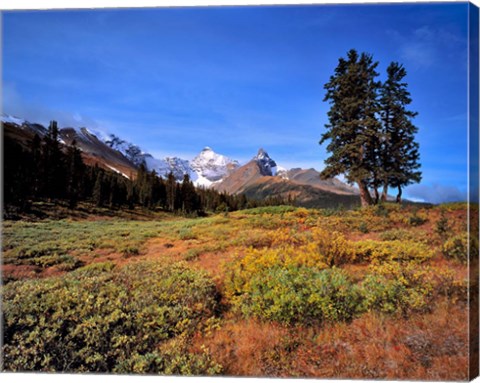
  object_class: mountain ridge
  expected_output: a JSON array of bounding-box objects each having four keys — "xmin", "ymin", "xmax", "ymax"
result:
[{"xmin": 2, "ymin": 113, "xmax": 360, "ymax": 208}]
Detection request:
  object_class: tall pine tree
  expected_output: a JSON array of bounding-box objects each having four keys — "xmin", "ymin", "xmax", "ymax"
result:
[
  {"xmin": 42, "ymin": 121, "xmax": 66, "ymax": 199},
  {"xmin": 320, "ymin": 49, "xmax": 382, "ymax": 207},
  {"xmin": 379, "ymin": 62, "xmax": 421, "ymax": 203}
]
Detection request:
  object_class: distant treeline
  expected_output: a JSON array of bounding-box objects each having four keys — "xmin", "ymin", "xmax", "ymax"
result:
[{"xmin": 4, "ymin": 121, "xmax": 288, "ymax": 216}]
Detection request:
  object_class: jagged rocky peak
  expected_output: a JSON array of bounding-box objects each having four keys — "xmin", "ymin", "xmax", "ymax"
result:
[{"xmin": 255, "ymin": 148, "xmax": 277, "ymax": 176}]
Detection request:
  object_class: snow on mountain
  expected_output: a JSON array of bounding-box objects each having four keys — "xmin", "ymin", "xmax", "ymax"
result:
[
  {"xmin": 1, "ymin": 114, "xmax": 26, "ymax": 126},
  {"xmin": 191, "ymin": 147, "xmax": 240, "ymax": 184},
  {"xmin": 144, "ymin": 155, "xmax": 194, "ymax": 181},
  {"xmin": 142, "ymin": 147, "xmax": 240, "ymax": 186},
  {"xmin": 106, "ymin": 164, "xmax": 131, "ymax": 179},
  {"xmin": 276, "ymin": 166, "xmax": 289, "ymax": 179}
]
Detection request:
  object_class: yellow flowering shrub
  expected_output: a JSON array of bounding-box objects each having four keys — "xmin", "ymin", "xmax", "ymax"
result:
[
  {"xmin": 354, "ymin": 239, "xmax": 434, "ymax": 264},
  {"xmin": 359, "ymin": 262, "xmax": 434, "ymax": 314},
  {"xmin": 442, "ymin": 233, "xmax": 470, "ymax": 264}
]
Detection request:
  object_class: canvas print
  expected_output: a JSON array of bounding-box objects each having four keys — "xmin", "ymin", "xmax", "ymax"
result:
[{"xmin": 1, "ymin": 1, "xmax": 479, "ymax": 380}]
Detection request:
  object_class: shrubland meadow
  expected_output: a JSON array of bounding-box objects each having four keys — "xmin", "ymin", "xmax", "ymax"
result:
[
  {"xmin": 1, "ymin": 201, "xmax": 476, "ymax": 379},
  {"xmin": 2, "ymin": 43, "xmax": 478, "ymax": 380}
]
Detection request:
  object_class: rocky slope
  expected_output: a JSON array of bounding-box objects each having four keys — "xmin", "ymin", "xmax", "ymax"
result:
[{"xmin": 214, "ymin": 148, "xmax": 360, "ymax": 208}]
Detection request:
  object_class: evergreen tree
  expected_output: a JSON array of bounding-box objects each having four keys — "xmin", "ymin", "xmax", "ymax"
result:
[
  {"xmin": 174, "ymin": 183, "xmax": 182, "ymax": 212},
  {"xmin": 30, "ymin": 134, "xmax": 43, "ymax": 197},
  {"xmin": 126, "ymin": 178, "xmax": 136, "ymax": 209},
  {"xmin": 66, "ymin": 140, "xmax": 85, "ymax": 208},
  {"xmin": 93, "ymin": 171, "xmax": 105, "ymax": 207},
  {"xmin": 180, "ymin": 173, "xmax": 199, "ymax": 214},
  {"xmin": 151, "ymin": 172, "xmax": 166, "ymax": 209},
  {"xmin": 136, "ymin": 163, "xmax": 152, "ymax": 207},
  {"xmin": 3, "ymin": 136, "xmax": 33, "ymax": 210},
  {"xmin": 42, "ymin": 121, "xmax": 66, "ymax": 199},
  {"xmin": 165, "ymin": 172, "xmax": 177, "ymax": 212},
  {"xmin": 320, "ymin": 49, "xmax": 382, "ymax": 207},
  {"xmin": 379, "ymin": 62, "xmax": 421, "ymax": 203}
]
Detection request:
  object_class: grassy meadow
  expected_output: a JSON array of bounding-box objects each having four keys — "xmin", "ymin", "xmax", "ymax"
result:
[{"xmin": 1, "ymin": 202, "xmax": 475, "ymax": 379}]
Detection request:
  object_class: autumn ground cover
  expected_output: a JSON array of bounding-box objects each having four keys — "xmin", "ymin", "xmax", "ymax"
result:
[{"xmin": 1, "ymin": 202, "xmax": 475, "ymax": 379}]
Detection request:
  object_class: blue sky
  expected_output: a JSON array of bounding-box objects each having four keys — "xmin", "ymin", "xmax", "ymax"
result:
[{"xmin": 2, "ymin": 3, "xmax": 472, "ymax": 202}]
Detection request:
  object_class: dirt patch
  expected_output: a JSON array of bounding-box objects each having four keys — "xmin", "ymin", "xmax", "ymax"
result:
[{"xmin": 2, "ymin": 264, "xmax": 41, "ymax": 282}]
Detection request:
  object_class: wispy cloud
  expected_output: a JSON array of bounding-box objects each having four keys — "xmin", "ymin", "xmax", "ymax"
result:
[
  {"xmin": 404, "ymin": 183, "xmax": 467, "ymax": 204},
  {"xmin": 388, "ymin": 25, "xmax": 467, "ymax": 71},
  {"xmin": 2, "ymin": 82, "xmax": 102, "ymax": 129}
]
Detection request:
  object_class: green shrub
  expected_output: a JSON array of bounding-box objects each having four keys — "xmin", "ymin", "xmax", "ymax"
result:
[
  {"xmin": 2, "ymin": 261, "xmax": 221, "ymax": 374},
  {"xmin": 374, "ymin": 204, "xmax": 390, "ymax": 218},
  {"xmin": 379, "ymin": 229, "xmax": 428, "ymax": 243},
  {"xmin": 184, "ymin": 248, "xmax": 201, "ymax": 261},
  {"xmin": 241, "ymin": 205, "xmax": 297, "ymax": 215},
  {"xmin": 358, "ymin": 221, "xmax": 369, "ymax": 234},
  {"xmin": 442, "ymin": 233, "xmax": 469, "ymax": 264},
  {"xmin": 359, "ymin": 262, "xmax": 434, "ymax": 315},
  {"xmin": 354, "ymin": 240, "xmax": 434, "ymax": 264},
  {"xmin": 435, "ymin": 211, "xmax": 451, "ymax": 237},
  {"xmin": 408, "ymin": 213, "xmax": 427, "ymax": 226},
  {"xmin": 120, "ymin": 244, "xmax": 140, "ymax": 257},
  {"xmin": 359, "ymin": 274, "xmax": 407, "ymax": 314},
  {"xmin": 232, "ymin": 265, "xmax": 360, "ymax": 325},
  {"xmin": 178, "ymin": 228, "xmax": 197, "ymax": 240},
  {"xmin": 2, "ymin": 219, "xmax": 170, "ymax": 268}
]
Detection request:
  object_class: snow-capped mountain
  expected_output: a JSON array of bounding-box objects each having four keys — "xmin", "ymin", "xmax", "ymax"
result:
[
  {"xmin": 1, "ymin": 113, "xmax": 47, "ymax": 137},
  {"xmin": 3, "ymin": 113, "xmax": 361, "ymax": 208},
  {"xmin": 140, "ymin": 147, "xmax": 240, "ymax": 187},
  {"xmin": 1, "ymin": 113, "xmax": 26, "ymax": 126},
  {"xmin": 100, "ymin": 134, "xmax": 240, "ymax": 186},
  {"xmin": 143, "ymin": 154, "xmax": 194, "ymax": 181},
  {"xmin": 190, "ymin": 147, "xmax": 240, "ymax": 185}
]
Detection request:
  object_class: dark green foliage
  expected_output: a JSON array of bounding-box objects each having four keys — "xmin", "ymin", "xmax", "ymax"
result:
[
  {"xmin": 435, "ymin": 210, "xmax": 451, "ymax": 237},
  {"xmin": 320, "ymin": 51, "xmax": 421, "ymax": 207},
  {"xmin": 320, "ymin": 49, "xmax": 381, "ymax": 207},
  {"xmin": 3, "ymin": 120, "xmax": 292, "ymax": 217},
  {"xmin": 181, "ymin": 174, "xmax": 200, "ymax": 214},
  {"xmin": 3, "ymin": 136, "xmax": 34, "ymax": 210},
  {"xmin": 41, "ymin": 121, "xmax": 66, "ymax": 199},
  {"xmin": 358, "ymin": 221, "xmax": 369, "ymax": 233},
  {"xmin": 379, "ymin": 62, "xmax": 421, "ymax": 202},
  {"xmin": 408, "ymin": 213, "xmax": 427, "ymax": 226},
  {"xmin": 66, "ymin": 140, "xmax": 85, "ymax": 208},
  {"xmin": 442, "ymin": 233, "xmax": 469, "ymax": 264},
  {"xmin": 2, "ymin": 261, "xmax": 222, "ymax": 373}
]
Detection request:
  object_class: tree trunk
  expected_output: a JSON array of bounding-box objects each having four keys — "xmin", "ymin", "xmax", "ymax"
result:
[
  {"xmin": 396, "ymin": 185, "xmax": 402, "ymax": 204},
  {"xmin": 357, "ymin": 180, "xmax": 374, "ymax": 207},
  {"xmin": 373, "ymin": 187, "xmax": 380, "ymax": 205},
  {"xmin": 381, "ymin": 185, "xmax": 388, "ymax": 202}
]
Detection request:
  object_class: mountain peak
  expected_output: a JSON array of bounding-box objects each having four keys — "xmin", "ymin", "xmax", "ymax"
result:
[
  {"xmin": 1, "ymin": 113, "xmax": 26, "ymax": 126},
  {"xmin": 254, "ymin": 148, "xmax": 277, "ymax": 176},
  {"xmin": 191, "ymin": 147, "xmax": 240, "ymax": 184},
  {"xmin": 256, "ymin": 148, "xmax": 268, "ymax": 158}
]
